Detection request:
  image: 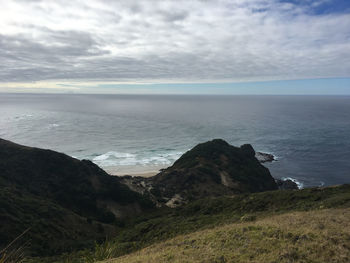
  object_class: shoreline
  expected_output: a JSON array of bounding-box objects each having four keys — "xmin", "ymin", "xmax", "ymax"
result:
[
  {"xmin": 102, "ymin": 151, "xmax": 276, "ymax": 178},
  {"xmin": 120, "ymin": 171, "xmax": 157, "ymax": 178},
  {"xmin": 103, "ymin": 165, "xmax": 164, "ymax": 178},
  {"xmin": 102, "ymin": 156, "xmax": 302, "ymax": 189}
]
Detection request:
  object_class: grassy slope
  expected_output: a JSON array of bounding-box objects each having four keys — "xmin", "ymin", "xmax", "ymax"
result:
[
  {"xmin": 0, "ymin": 186, "xmax": 119, "ymax": 257},
  {"xmin": 109, "ymin": 184, "xmax": 350, "ymax": 253},
  {"xmin": 105, "ymin": 208, "xmax": 350, "ymax": 263},
  {"xmin": 48, "ymin": 184, "xmax": 350, "ymax": 263},
  {"xmin": 0, "ymin": 138, "xmax": 154, "ymax": 256}
]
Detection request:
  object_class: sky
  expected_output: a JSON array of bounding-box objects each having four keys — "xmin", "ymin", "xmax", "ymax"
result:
[{"xmin": 0, "ymin": 0, "xmax": 349, "ymax": 94}]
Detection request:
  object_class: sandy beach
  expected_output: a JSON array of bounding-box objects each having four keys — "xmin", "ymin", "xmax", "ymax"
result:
[{"xmin": 104, "ymin": 165, "xmax": 165, "ymax": 178}]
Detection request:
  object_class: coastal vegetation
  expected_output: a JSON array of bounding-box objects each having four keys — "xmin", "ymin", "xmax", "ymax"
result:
[
  {"xmin": 0, "ymin": 138, "xmax": 349, "ymax": 262},
  {"xmin": 104, "ymin": 208, "xmax": 350, "ymax": 263},
  {"xmin": 73, "ymin": 185, "xmax": 350, "ymax": 263},
  {"xmin": 0, "ymin": 138, "xmax": 153, "ymax": 256}
]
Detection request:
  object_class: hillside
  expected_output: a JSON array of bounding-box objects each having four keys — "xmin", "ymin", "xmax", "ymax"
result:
[
  {"xmin": 121, "ymin": 139, "xmax": 278, "ymax": 206},
  {"xmin": 0, "ymin": 138, "xmax": 153, "ymax": 256},
  {"xmin": 104, "ymin": 207, "xmax": 350, "ymax": 263},
  {"xmin": 1, "ymin": 138, "xmax": 349, "ymax": 262},
  {"xmin": 0, "ymin": 138, "xmax": 280, "ymax": 257},
  {"xmin": 55, "ymin": 184, "xmax": 350, "ymax": 263}
]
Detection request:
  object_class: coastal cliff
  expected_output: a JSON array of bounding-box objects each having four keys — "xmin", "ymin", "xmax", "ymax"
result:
[{"xmin": 121, "ymin": 139, "xmax": 278, "ymax": 206}]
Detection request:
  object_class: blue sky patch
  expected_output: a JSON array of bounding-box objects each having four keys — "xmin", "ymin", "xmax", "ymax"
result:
[{"xmin": 279, "ymin": 0, "xmax": 350, "ymax": 15}]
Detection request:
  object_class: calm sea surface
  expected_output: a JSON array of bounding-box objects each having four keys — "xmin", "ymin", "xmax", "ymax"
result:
[{"xmin": 1, "ymin": 94, "xmax": 349, "ymax": 187}]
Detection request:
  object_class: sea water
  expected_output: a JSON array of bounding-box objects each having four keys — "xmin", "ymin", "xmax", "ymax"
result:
[{"xmin": 1, "ymin": 93, "xmax": 349, "ymax": 187}]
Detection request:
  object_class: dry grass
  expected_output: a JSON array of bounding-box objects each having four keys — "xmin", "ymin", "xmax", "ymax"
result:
[
  {"xmin": 102, "ymin": 208, "xmax": 350, "ymax": 263},
  {"xmin": 0, "ymin": 228, "xmax": 30, "ymax": 263}
]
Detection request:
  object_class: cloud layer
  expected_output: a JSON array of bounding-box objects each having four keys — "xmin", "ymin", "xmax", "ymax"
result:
[{"xmin": 0, "ymin": 0, "xmax": 349, "ymax": 83}]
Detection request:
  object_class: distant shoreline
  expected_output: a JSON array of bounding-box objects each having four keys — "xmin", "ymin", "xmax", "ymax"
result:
[
  {"xmin": 102, "ymin": 151, "xmax": 276, "ymax": 178},
  {"xmin": 104, "ymin": 165, "xmax": 163, "ymax": 178}
]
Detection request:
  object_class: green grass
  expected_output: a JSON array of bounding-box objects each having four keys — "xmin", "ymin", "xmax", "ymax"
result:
[
  {"xmin": 0, "ymin": 187, "xmax": 119, "ymax": 258},
  {"xmin": 39, "ymin": 184, "xmax": 350, "ymax": 263},
  {"xmin": 104, "ymin": 208, "xmax": 350, "ymax": 263},
  {"xmin": 0, "ymin": 138, "xmax": 154, "ymax": 258}
]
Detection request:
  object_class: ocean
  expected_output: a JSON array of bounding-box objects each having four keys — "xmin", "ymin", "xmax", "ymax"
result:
[{"xmin": 1, "ymin": 93, "xmax": 349, "ymax": 188}]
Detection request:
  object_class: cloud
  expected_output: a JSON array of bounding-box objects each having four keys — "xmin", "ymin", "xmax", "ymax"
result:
[{"xmin": 0, "ymin": 0, "xmax": 349, "ymax": 84}]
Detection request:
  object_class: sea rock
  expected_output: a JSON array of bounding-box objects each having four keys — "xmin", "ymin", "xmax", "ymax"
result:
[
  {"xmin": 276, "ymin": 179, "xmax": 299, "ymax": 190},
  {"xmin": 255, "ymin": 151, "xmax": 275, "ymax": 163}
]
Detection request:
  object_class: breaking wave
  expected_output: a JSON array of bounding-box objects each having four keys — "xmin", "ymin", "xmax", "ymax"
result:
[
  {"xmin": 48, "ymin": 123, "xmax": 60, "ymax": 129},
  {"xmin": 92, "ymin": 151, "xmax": 183, "ymax": 167},
  {"xmin": 13, "ymin": 114, "xmax": 34, "ymax": 121},
  {"xmin": 281, "ymin": 177, "xmax": 304, "ymax": 189}
]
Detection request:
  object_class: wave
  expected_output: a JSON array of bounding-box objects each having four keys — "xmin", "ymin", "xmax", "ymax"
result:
[
  {"xmin": 281, "ymin": 177, "xmax": 304, "ymax": 189},
  {"xmin": 48, "ymin": 123, "xmax": 60, "ymax": 129},
  {"xmin": 92, "ymin": 151, "xmax": 183, "ymax": 167},
  {"xmin": 93, "ymin": 151, "xmax": 136, "ymax": 161},
  {"xmin": 13, "ymin": 114, "xmax": 34, "ymax": 121}
]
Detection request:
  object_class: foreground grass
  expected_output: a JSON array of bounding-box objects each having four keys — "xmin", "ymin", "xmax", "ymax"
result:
[
  {"xmin": 89, "ymin": 185, "xmax": 350, "ymax": 261},
  {"xmin": 27, "ymin": 185, "xmax": 350, "ymax": 262},
  {"xmin": 103, "ymin": 208, "xmax": 350, "ymax": 263}
]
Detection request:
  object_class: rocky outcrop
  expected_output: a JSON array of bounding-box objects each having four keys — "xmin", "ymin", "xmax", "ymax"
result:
[
  {"xmin": 276, "ymin": 179, "xmax": 299, "ymax": 190},
  {"xmin": 121, "ymin": 139, "xmax": 278, "ymax": 207},
  {"xmin": 255, "ymin": 152, "xmax": 275, "ymax": 163}
]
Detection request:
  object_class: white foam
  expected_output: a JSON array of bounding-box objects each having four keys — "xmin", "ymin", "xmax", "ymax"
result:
[
  {"xmin": 92, "ymin": 151, "xmax": 183, "ymax": 168},
  {"xmin": 13, "ymin": 114, "xmax": 34, "ymax": 121},
  {"xmin": 48, "ymin": 123, "xmax": 60, "ymax": 129},
  {"xmin": 93, "ymin": 151, "xmax": 136, "ymax": 161},
  {"xmin": 281, "ymin": 177, "xmax": 304, "ymax": 189},
  {"xmin": 256, "ymin": 151, "xmax": 279, "ymax": 161}
]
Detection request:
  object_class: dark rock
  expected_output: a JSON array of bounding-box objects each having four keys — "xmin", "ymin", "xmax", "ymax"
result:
[
  {"xmin": 276, "ymin": 179, "xmax": 299, "ymax": 190},
  {"xmin": 240, "ymin": 144, "xmax": 256, "ymax": 157},
  {"xmin": 255, "ymin": 152, "xmax": 275, "ymax": 163}
]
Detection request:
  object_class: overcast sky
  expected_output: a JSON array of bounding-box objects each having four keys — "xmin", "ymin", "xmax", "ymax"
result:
[{"xmin": 0, "ymin": 0, "xmax": 349, "ymax": 93}]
